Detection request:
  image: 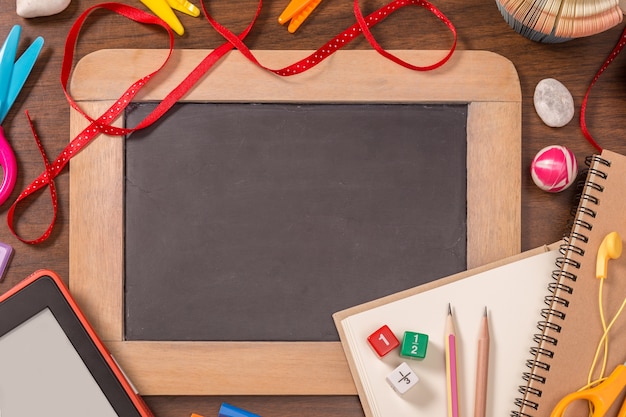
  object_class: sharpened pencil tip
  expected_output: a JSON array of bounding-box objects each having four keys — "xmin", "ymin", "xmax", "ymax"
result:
[
  {"xmin": 448, "ymin": 303, "xmax": 452, "ymax": 315},
  {"xmin": 484, "ymin": 306, "xmax": 488, "ymax": 316}
]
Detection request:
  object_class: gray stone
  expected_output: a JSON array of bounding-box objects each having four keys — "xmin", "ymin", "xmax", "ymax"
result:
[
  {"xmin": 17, "ymin": 0, "xmax": 70, "ymax": 18},
  {"xmin": 533, "ymin": 78, "xmax": 575, "ymax": 128}
]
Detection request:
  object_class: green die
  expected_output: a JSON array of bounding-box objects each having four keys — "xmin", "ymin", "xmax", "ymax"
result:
[{"xmin": 400, "ymin": 331, "xmax": 429, "ymax": 360}]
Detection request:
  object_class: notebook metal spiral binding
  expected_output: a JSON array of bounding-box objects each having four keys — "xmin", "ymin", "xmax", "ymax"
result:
[{"xmin": 511, "ymin": 154, "xmax": 611, "ymax": 417}]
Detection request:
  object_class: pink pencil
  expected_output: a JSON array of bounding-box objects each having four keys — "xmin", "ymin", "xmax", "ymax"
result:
[{"xmin": 445, "ymin": 303, "xmax": 460, "ymax": 417}]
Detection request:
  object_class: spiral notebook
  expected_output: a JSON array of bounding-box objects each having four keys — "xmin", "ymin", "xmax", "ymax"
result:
[
  {"xmin": 333, "ymin": 244, "xmax": 560, "ymax": 417},
  {"xmin": 516, "ymin": 149, "xmax": 626, "ymax": 417}
]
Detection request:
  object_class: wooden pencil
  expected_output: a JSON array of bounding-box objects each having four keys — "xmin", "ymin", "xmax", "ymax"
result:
[{"xmin": 474, "ymin": 307, "xmax": 490, "ymax": 417}]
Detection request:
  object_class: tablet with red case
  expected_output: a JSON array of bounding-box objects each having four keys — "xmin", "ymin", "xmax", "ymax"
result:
[{"xmin": 0, "ymin": 269, "xmax": 153, "ymax": 416}]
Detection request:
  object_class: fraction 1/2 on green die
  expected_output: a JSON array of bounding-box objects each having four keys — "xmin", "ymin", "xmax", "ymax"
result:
[{"xmin": 400, "ymin": 331, "xmax": 429, "ymax": 360}]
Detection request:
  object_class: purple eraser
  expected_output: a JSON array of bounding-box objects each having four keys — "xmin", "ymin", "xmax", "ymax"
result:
[{"xmin": 0, "ymin": 241, "xmax": 14, "ymax": 281}]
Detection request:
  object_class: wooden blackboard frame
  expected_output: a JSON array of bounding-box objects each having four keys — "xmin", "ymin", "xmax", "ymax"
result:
[{"xmin": 68, "ymin": 49, "xmax": 521, "ymax": 396}]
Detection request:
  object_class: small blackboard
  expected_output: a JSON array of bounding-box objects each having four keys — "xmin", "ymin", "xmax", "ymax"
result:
[
  {"xmin": 69, "ymin": 49, "xmax": 521, "ymax": 395},
  {"xmin": 124, "ymin": 102, "xmax": 468, "ymax": 342}
]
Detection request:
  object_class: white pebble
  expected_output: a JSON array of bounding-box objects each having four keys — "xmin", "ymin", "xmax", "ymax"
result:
[
  {"xmin": 17, "ymin": 0, "xmax": 70, "ymax": 18},
  {"xmin": 533, "ymin": 78, "xmax": 575, "ymax": 128}
]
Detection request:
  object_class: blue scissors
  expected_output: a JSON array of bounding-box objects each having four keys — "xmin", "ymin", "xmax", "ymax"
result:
[{"xmin": 0, "ymin": 25, "xmax": 44, "ymax": 206}]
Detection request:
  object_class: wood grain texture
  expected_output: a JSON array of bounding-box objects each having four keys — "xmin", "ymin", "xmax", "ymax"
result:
[
  {"xmin": 69, "ymin": 101, "xmax": 125, "ymax": 341},
  {"xmin": 107, "ymin": 341, "xmax": 355, "ymax": 395},
  {"xmin": 1, "ymin": 0, "xmax": 626, "ymax": 414},
  {"xmin": 467, "ymin": 101, "xmax": 522, "ymax": 267},
  {"xmin": 69, "ymin": 49, "xmax": 521, "ymax": 103}
]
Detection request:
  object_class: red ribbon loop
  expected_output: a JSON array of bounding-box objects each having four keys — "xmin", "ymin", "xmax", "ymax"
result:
[
  {"xmin": 7, "ymin": 0, "xmax": 457, "ymax": 244},
  {"xmin": 201, "ymin": 0, "xmax": 456, "ymax": 75},
  {"xmin": 580, "ymin": 26, "xmax": 626, "ymax": 153},
  {"xmin": 353, "ymin": 0, "xmax": 456, "ymax": 71},
  {"xmin": 6, "ymin": 112, "xmax": 58, "ymax": 244}
]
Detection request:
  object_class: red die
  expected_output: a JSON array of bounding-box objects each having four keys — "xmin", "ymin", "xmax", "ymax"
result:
[{"xmin": 367, "ymin": 325, "xmax": 400, "ymax": 357}]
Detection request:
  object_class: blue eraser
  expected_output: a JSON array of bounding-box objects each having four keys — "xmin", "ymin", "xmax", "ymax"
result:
[
  {"xmin": 218, "ymin": 403, "xmax": 262, "ymax": 417},
  {"xmin": 0, "ymin": 241, "xmax": 13, "ymax": 281}
]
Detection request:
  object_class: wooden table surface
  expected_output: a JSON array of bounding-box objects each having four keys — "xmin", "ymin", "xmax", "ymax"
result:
[{"xmin": 1, "ymin": 0, "xmax": 626, "ymax": 416}]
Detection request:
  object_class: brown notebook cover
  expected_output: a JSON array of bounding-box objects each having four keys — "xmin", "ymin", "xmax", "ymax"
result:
[{"xmin": 515, "ymin": 149, "xmax": 626, "ymax": 416}]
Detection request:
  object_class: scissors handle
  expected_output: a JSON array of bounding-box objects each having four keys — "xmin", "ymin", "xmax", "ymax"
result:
[
  {"xmin": 551, "ymin": 364, "xmax": 626, "ymax": 417},
  {"xmin": 0, "ymin": 126, "xmax": 17, "ymax": 206}
]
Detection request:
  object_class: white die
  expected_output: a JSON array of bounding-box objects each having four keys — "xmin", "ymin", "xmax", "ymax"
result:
[{"xmin": 386, "ymin": 362, "xmax": 419, "ymax": 394}]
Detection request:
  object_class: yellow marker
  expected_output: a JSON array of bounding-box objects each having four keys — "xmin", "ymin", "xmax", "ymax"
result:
[
  {"xmin": 278, "ymin": 0, "xmax": 323, "ymax": 33},
  {"xmin": 140, "ymin": 0, "xmax": 200, "ymax": 36}
]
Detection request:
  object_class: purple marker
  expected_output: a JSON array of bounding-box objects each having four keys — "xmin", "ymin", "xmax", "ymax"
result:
[{"xmin": 0, "ymin": 241, "xmax": 13, "ymax": 281}]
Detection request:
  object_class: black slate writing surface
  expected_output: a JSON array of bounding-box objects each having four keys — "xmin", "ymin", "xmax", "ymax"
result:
[{"xmin": 124, "ymin": 102, "xmax": 468, "ymax": 342}]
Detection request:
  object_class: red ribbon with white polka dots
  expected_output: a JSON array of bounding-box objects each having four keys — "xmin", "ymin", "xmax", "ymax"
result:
[
  {"xmin": 7, "ymin": 3, "xmax": 175, "ymax": 244},
  {"xmin": 7, "ymin": 0, "xmax": 456, "ymax": 244},
  {"xmin": 580, "ymin": 26, "xmax": 626, "ymax": 153},
  {"xmin": 201, "ymin": 0, "xmax": 456, "ymax": 74}
]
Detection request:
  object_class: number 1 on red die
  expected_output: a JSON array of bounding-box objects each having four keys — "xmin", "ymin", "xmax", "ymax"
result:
[{"xmin": 367, "ymin": 325, "xmax": 399, "ymax": 357}]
